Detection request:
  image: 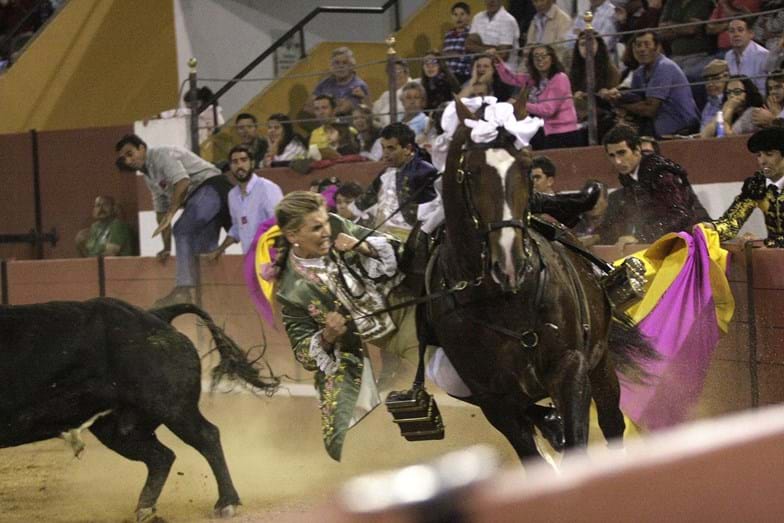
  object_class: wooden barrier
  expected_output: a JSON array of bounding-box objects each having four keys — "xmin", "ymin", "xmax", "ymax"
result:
[{"xmin": 317, "ymin": 404, "xmax": 784, "ymax": 523}]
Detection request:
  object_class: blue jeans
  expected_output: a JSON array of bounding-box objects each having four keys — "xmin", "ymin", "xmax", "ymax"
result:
[{"xmin": 172, "ymin": 185, "xmax": 221, "ymax": 287}]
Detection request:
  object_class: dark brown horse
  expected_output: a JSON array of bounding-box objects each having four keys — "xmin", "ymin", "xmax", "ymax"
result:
[{"xmin": 424, "ymin": 99, "xmax": 653, "ymax": 461}]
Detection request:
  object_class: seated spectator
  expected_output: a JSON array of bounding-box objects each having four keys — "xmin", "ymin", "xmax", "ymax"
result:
[
  {"xmin": 598, "ymin": 125, "xmax": 710, "ymax": 245},
  {"xmin": 494, "ymin": 45, "xmax": 583, "ymax": 149},
  {"xmin": 604, "ymin": 31, "xmax": 701, "ymax": 138},
  {"xmin": 639, "ymin": 135, "xmax": 661, "ymax": 154},
  {"xmin": 263, "ymin": 113, "xmax": 307, "ymax": 167},
  {"xmin": 75, "ymin": 195, "xmax": 135, "ymax": 257},
  {"xmin": 421, "ymin": 51, "xmax": 461, "ymax": 111},
  {"xmin": 313, "ymin": 46, "xmax": 370, "ymax": 116},
  {"xmin": 206, "ymin": 145, "xmax": 283, "ymax": 259},
  {"xmin": 400, "ymin": 81, "xmax": 429, "ymax": 138},
  {"xmin": 352, "ymin": 104, "xmax": 382, "ymax": 160},
  {"xmin": 570, "ymin": 29, "xmax": 621, "ymax": 138},
  {"xmin": 531, "ymin": 155, "xmax": 557, "ymax": 194},
  {"xmin": 309, "ymin": 95, "xmax": 340, "ymax": 150},
  {"xmin": 370, "ymin": 59, "xmax": 415, "ymax": 127},
  {"xmin": 231, "ymin": 113, "xmax": 268, "ymax": 167},
  {"xmin": 310, "ymin": 122, "xmax": 360, "ymax": 162},
  {"xmin": 751, "ymin": 69, "xmax": 784, "ymax": 128},
  {"xmin": 442, "ymin": 2, "xmax": 473, "ymax": 84},
  {"xmin": 527, "ymin": 0, "xmax": 573, "ymax": 68},
  {"xmin": 726, "ymin": 18, "xmax": 771, "ymax": 93},
  {"xmin": 158, "ymin": 86, "xmax": 225, "ymax": 144},
  {"xmin": 458, "ymin": 54, "xmax": 514, "ymax": 99},
  {"xmin": 707, "ymin": 0, "xmax": 761, "ymax": 55},
  {"xmin": 700, "ymin": 59, "xmax": 731, "ymax": 132},
  {"xmin": 335, "ymin": 181, "xmax": 365, "ymax": 223},
  {"xmin": 465, "ymin": 0, "xmax": 521, "ymax": 69},
  {"xmin": 612, "ymin": 0, "xmax": 663, "ymax": 48},
  {"xmin": 572, "ymin": 0, "xmax": 618, "ymax": 58},
  {"xmin": 658, "ymin": 0, "xmax": 716, "ymax": 84},
  {"xmin": 754, "ymin": 2, "xmax": 784, "ymax": 71},
  {"xmin": 701, "ymin": 75, "xmax": 766, "ymax": 137}
]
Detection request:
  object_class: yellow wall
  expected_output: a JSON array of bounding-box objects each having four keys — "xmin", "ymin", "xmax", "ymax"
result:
[
  {"xmin": 201, "ymin": 0, "xmax": 488, "ymax": 163},
  {"xmin": 0, "ymin": 0, "xmax": 179, "ymax": 134}
]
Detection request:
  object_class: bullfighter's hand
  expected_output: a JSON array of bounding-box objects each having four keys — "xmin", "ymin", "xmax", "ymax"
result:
[{"xmin": 323, "ymin": 311, "xmax": 347, "ymax": 345}]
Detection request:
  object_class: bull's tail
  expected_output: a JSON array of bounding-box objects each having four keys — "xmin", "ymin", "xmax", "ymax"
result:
[
  {"xmin": 607, "ymin": 312, "xmax": 659, "ymax": 385},
  {"xmin": 150, "ymin": 303, "xmax": 279, "ymax": 395}
]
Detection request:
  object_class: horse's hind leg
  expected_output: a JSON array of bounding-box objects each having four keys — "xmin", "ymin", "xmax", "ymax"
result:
[
  {"xmin": 88, "ymin": 413, "xmax": 174, "ymax": 521},
  {"xmin": 479, "ymin": 403, "xmax": 540, "ymax": 462},
  {"xmin": 550, "ymin": 352, "xmax": 592, "ymax": 451},
  {"xmin": 589, "ymin": 350, "xmax": 626, "ymax": 448},
  {"xmin": 163, "ymin": 406, "xmax": 240, "ymax": 516}
]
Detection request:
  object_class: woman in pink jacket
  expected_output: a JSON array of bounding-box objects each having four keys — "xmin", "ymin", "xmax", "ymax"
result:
[{"xmin": 494, "ymin": 45, "xmax": 584, "ymax": 150}]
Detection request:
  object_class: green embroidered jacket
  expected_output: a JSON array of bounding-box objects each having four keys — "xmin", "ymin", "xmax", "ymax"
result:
[{"xmin": 275, "ymin": 214, "xmax": 401, "ymax": 460}]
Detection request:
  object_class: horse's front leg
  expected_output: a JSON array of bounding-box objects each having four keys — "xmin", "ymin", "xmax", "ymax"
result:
[
  {"xmin": 549, "ymin": 351, "xmax": 592, "ymax": 451},
  {"xmin": 478, "ymin": 401, "xmax": 540, "ymax": 463}
]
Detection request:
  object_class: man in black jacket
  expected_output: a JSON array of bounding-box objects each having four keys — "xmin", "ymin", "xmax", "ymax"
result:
[{"xmin": 598, "ymin": 125, "xmax": 710, "ymax": 244}]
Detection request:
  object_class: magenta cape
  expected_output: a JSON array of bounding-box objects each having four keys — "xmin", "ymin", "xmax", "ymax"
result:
[{"xmin": 619, "ymin": 226, "xmax": 734, "ymax": 430}]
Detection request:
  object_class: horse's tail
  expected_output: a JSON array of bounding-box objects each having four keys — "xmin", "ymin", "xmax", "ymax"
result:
[
  {"xmin": 607, "ymin": 312, "xmax": 659, "ymax": 385},
  {"xmin": 150, "ymin": 303, "xmax": 280, "ymax": 395}
]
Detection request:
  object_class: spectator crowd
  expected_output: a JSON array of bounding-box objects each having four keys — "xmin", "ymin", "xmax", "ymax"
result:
[{"xmin": 88, "ymin": 1, "xmax": 784, "ymax": 307}]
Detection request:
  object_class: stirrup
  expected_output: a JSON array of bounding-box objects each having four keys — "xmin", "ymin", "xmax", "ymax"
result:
[
  {"xmin": 602, "ymin": 257, "xmax": 647, "ymax": 310},
  {"xmin": 385, "ymin": 386, "xmax": 445, "ymax": 441}
]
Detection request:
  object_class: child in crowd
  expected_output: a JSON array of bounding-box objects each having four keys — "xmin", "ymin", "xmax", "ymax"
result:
[{"xmin": 441, "ymin": 2, "xmax": 473, "ymax": 84}]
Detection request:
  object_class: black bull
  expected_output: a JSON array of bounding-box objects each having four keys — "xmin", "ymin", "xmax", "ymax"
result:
[{"xmin": 0, "ymin": 298, "xmax": 278, "ymax": 521}]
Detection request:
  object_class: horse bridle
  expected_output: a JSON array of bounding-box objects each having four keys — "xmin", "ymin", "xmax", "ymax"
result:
[{"xmin": 455, "ymin": 145, "xmax": 534, "ymax": 286}]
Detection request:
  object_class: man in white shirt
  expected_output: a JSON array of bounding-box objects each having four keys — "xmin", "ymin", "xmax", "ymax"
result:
[
  {"xmin": 726, "ymin": 18, "xmax": 770, "ymax": 93},
  {"xmin": 205, "ymin": 145, "xmax": 283, "ymax": 260},
  {"xmin": 528, "ymin": 0, "xmax": 574, "ymax": 66},
  {"xmin": 465, "ymin": 0, "xmax": 521, "ymax": 69}
]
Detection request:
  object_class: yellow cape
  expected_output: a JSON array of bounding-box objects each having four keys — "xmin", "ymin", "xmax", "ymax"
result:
[{"xmin": 615, "ymin": 224, "xmax": 734, "ymax": 333}]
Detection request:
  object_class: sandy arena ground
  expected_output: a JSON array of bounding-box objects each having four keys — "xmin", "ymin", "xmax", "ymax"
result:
[{"xmin": 0, "ymin": 386, "xmax": 522, "ymax": 523}]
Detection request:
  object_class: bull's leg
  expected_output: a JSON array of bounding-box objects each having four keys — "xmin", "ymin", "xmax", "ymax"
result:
[
  {"xmin": 479, "ymin": 402, "xmax": 540, "ymax": 463},
  {"xmin": 88, "ymin": 414, "xmax": 174, "ymax": 522},
  {"xmin": 164, "ymin": 409, "xmax": 240, "ymax": 516},
  {"xmin": 589, "ymin": 349, "xmax": 626, "ymax": 448},
  {"xmin": 549, "ymin": 351, "xmax": 592, "ymax": 451}
]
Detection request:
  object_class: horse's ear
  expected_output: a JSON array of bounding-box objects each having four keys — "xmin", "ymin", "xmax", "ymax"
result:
[
  {"xmin": 513, "ymin": 88, "xmax": 530, "ymax": 120},
  {"xmin": 516, "ymin": 147, "xmax": 533, "ymax": 171},
  {"xmin": 453, "ymin": 94, "xmax": 475, "ymax": 124}
]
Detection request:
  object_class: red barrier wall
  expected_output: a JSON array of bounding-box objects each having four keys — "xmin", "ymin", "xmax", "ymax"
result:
[
  {"xmin": 2, "ymin": 245, "xmax": 781, "ymax": 409},
  {"xmin": 0, "ymin": 128, "xmax": 759, "ymax": 260}
]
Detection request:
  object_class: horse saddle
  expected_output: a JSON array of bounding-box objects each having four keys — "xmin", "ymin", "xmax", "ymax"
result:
[{"xmin": 385, "ymin": 386, "xmax": 445, "ymax": 441}]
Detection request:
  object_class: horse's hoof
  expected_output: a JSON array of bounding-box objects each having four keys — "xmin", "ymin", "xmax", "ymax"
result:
[
  {"xmin": 214, "ymin": 504, "xmax": 237, "ymax": 519},
  {"xmin": 136, "ymin": 506, "xmax": 158, "ymax": 523}
]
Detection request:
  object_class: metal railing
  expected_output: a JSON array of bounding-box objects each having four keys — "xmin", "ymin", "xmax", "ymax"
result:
[{"xmin": 193, "ymin": 0, "xmax": 402, "ymax": 150}]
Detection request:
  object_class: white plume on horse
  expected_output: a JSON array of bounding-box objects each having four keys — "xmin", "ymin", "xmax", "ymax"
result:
[{"xmin": 440, "ymin": 96, "xmax": 543, "ymax": 148}]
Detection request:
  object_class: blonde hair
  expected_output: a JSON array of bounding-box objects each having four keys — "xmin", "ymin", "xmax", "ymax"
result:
[{"xmin": 275, "ymin": 191, "xmax": 326, "ymax": 235}]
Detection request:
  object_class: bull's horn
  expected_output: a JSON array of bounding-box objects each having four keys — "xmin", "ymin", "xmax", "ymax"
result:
[
  {"xmin": 453, "ymin": 94, "xmax": 475, "ymax": 123},
  {"xmin": 513, "ymin": 88, "xmax": 530, "ymax": 120}
]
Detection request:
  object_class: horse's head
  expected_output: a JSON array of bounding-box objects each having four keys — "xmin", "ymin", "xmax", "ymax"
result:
[{"xmin": 446, "ymin": 96, "xmax": 534, "ymax": 292}]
